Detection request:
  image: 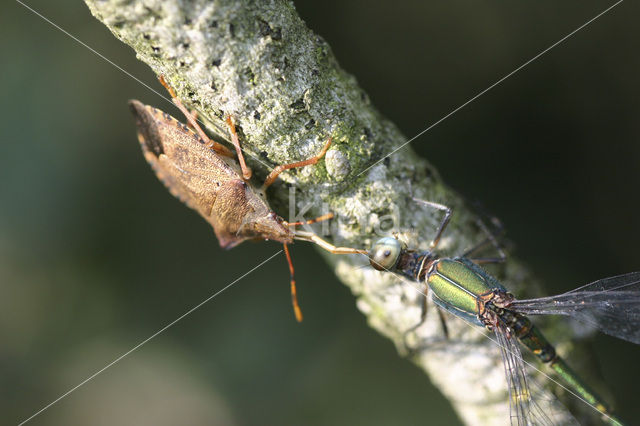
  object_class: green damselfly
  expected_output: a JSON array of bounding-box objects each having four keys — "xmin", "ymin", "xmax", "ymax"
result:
[{"xmin": 361, "ymin": 199, "xmax": 638, "ymax": 425}]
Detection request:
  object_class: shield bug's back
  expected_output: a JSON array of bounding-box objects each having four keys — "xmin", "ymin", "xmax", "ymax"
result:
[
  {"xmin": 129, "ymin": 100, "xmax": 292, "ymax": 248},
  {"xmin": 130, "ymin": 76, "xmax": 344, "ymax": 321}
]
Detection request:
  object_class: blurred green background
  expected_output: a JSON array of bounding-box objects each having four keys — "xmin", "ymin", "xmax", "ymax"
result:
[{"xmin": 2, "ymin": 1, "xmax": 639, "ymax": 424}]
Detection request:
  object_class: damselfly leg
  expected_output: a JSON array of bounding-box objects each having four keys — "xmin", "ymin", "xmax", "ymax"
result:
[
  {"xmin": 412, "ymin": 197, "xmax": 452, "ymax": 251},
  {"xmin": 462, "ymin": 218, "xmax": 507, "ymax": 265}
]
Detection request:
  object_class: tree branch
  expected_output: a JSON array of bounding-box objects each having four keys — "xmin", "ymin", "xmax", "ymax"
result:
[{"xmin": 85, "ymin": 0, "xmax": 603, "ymax": 423}]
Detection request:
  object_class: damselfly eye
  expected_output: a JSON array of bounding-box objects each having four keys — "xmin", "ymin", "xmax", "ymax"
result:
[{"xmin": 369, "ymin": 237, "xmax": 402, "ymax": 271}]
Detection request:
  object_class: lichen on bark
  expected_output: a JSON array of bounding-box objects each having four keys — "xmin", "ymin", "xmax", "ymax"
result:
[{"xmin": 85, "ymin": 0, "xmax": 606, "ymax": 424}]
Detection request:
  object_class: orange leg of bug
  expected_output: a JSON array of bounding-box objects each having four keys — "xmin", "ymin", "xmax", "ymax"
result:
[
  {"xmin": 157, "ymin": 75, "xmax": 234, "ymax": 158},
  {"xmin": 283, "ymin": 214, "xmax": 336, "ymax": 323},
  {"xmin": 224, "ymin": 116, "xmax": 252, "ymax": 180},
  {"xmin": 181, "ymin": 110, "xmax": 200, "ymax": 132},
  {"xmin": 283, "ymin": 212, "xmax": 334, "ymax": 227},
  {"xmin": 261, "ymin": 138, "xmax": 332, "ymax": 191},
  {"xmin": 283, "ymin": 243, "xmax": 303, "ymax": 322}
]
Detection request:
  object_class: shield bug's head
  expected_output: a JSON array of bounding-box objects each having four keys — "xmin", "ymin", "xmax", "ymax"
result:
[
  {"xmin": 247, "ymin": 211, "xmax": 293, "ymax": 243},
  {"xmin": 235, "ymin": 186, "xmax": 293, "ymax": 244}
]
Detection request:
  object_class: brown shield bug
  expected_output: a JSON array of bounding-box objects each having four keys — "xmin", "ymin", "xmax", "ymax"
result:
[{"xmin": 129, "ymin": 77, "xmax": 364, "ymax": 321}]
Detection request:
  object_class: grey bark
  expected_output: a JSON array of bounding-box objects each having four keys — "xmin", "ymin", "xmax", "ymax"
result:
[{"xmin": 84, "ymin": 0, "xmax": 606, "ymax": 424}]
